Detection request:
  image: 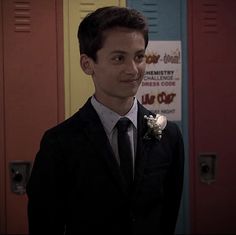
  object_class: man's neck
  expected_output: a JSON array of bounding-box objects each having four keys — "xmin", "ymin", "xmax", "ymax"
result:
[{"xmin": 93, "ymin": 95, "xmax": 135, "ymax": 116}]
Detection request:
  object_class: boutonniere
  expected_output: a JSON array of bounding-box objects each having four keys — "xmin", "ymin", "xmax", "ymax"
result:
[{"xmin": 144, "ymin": 114, "xmax": 167, "ymax": 140}]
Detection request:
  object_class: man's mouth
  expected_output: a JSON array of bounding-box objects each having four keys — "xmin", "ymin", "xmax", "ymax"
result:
[{"xmin": 121, "ymin": 78, "xmax": 139, "ymax": 83}]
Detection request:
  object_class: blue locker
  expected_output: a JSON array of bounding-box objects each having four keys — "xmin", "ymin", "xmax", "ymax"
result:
[{"xmin": 127, "ymin": 0, "xmax": 189, "ymax": 234}]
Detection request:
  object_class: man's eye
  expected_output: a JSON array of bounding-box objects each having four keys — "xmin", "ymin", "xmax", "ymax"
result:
[
  {"xmin": 135, "ymin": 54, "xmax": 145, "ymax": 62},
  {"xmin": 112, "ymin": 55, "xmax": 124, "ymax": 62}
]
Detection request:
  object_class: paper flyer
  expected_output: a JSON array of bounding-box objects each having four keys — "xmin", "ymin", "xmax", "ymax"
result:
[{"xmin": 136, "ymin": 41, "xmax": 182, "ymax": 121}]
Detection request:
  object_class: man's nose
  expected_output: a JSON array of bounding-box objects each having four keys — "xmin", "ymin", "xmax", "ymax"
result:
[{"xmin": 125, "ymin": 60, "xmax": 139, "ymax": 75}]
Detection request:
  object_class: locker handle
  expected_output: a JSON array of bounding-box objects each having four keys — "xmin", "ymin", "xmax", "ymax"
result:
[
  {"xmin": 199, "ymin": 153, "xmax": 217, "ymax": 184},
  {"xmin": 9, "ymin": 161, "xmax": 31, "ymax": 195}
]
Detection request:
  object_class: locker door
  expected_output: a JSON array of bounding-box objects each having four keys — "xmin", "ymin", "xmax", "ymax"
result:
[
  {"xmin": 0, "ymin": 0, "xmax": 64, "ymax": 234},
  {"xmin": 0, "ymin": 0, "xmax": 5, "ymax": 232},
  {"xmin": 127, "ymin": 0, "xmax": 188, "ymax": 233},
  {"xmin": 63, "ymin": 0, "xmax": 126, "ymax": 117},
  {"xmin": 189, "ymin": 0, "xmax": 236, "ymax": 233}
]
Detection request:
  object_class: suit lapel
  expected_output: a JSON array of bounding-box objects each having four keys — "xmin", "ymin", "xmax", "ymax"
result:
[
  {"xmin": 78, "ymin": 99, "xmax": 153, "ymax": 195},
  {"xmin": 133, "ymin": 102, "xmax": 152, "ymax": 189},
  {"xmin": 79, "ymin": 99, "xmax": 128, "ymax": 195}
]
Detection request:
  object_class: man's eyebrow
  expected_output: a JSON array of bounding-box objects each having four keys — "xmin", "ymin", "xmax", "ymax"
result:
[
  {"xmin": 110, "ymin": 49, "xmax": 145, "ymax": 55},
  {"xmin": 110, "ymin": 50, "xmax": 127, "ymax": 55},
  {"xmin": 136, "ymin": 49, "xmax": 146, "ymax": 54}
]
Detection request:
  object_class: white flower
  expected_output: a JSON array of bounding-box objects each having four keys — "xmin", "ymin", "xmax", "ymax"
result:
[{"xmin": 144, "ymin": 114, "xmax": 167, "ymax": 140}]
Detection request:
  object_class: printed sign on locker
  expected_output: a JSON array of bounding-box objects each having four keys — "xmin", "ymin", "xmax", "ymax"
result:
[{"xmin": 136, "ymin": 41, "xmax": 182, "ymax": 121}]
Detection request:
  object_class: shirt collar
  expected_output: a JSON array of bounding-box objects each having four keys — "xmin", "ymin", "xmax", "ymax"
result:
[{"xmin": 91, "ymin": 96, "xmax": 138, "ymax": 134}]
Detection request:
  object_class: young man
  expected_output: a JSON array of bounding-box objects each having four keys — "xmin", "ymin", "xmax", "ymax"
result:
[{"xmin": 27, "ymin": 6, "xmax": 184, "ymax": 235}]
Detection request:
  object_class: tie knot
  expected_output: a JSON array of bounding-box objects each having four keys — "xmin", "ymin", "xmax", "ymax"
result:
[{"xmin": 116, "ymin": 117, "xmax": 131, "ymax": 133}]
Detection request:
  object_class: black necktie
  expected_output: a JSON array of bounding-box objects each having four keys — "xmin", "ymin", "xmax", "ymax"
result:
[{"xmin": 116, "ymin": 117, "xmax": 133, "ymax": 188}]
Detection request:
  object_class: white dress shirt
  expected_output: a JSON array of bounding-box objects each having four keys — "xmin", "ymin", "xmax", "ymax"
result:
[{"xmin": 91, "ymin": 96, "xmax": 138, "ymax": 170}]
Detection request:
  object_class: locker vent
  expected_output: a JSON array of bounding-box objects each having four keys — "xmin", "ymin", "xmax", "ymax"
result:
[
  {"xmin": 14, "ymin": 1, "xmax": 31, "ymax": 32},
  {"xmin": 141, "ymin": 2, "xmax": 159, "ymax": 36},
  {"xmin": 202, "ymin": 0, "xmax": 218, "ymax": 33},
  {"xmin": 79, "ymin": 1, "xmax": 95, "ymax": 20}
]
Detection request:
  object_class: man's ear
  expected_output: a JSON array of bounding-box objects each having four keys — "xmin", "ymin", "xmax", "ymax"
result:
[{"xmin": 80, "ymin": 54, "xmax": 94, "ymax": 75}]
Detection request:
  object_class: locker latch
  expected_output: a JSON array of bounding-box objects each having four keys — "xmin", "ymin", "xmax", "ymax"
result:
[
  {"xmin": 199, "ymin": 153, "xmax": 217, "ymax": 184},
  {"xmin": 9, "ymin": 161, "xmax": 31, "ymax": 194}
]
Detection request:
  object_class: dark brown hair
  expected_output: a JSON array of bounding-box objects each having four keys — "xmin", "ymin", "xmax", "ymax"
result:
[{"xmin": 77, "ymin": 6, "xmax": 149, "ymax": 61}]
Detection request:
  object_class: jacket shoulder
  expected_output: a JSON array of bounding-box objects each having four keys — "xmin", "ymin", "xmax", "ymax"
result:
[{"xmin": 43, "ymin": 98, "xmax": 95, "ymax": 138}]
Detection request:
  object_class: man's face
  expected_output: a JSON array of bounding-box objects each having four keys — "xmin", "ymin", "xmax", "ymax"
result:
[{"xmin": 91, "ymin": 27, "xmax": 146, "ymax": 105}]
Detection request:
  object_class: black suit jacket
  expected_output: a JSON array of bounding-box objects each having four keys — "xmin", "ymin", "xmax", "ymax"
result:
[{"xmin": 27, "ymin": 98, "xmax": 184, "ymax": 235}]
